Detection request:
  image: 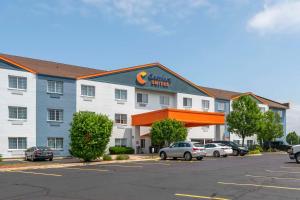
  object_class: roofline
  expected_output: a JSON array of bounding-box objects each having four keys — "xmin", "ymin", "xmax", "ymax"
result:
[
  {"xmin": 78, "ymin": 62, "xmax": 214, "ymax": 97},
  {"xmin": 255, "ymin": 95, "xmax": 290, "ymax": 109},
  {"xmin": 0, "ymin": 55, "xmax": 36, "ymax": 74},
  {"xmin": 231, "ymin": 92, "xmax": 267, "ymax": 104}
]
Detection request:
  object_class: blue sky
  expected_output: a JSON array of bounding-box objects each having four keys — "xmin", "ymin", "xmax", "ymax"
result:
[{"xmin": 1, "ymin": 0, "xmax": 300, "ymax": 132}]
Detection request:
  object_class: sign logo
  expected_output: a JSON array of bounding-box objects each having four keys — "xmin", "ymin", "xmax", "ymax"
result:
[
  {"xmin": 136, "ymin": 71, "xmax": 147, "ymax": 85},
  {"xmin": 136, "ymin": 71, "xmax": 171, "ymax": 88}
]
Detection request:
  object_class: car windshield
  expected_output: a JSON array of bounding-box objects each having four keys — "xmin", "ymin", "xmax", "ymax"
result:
[
  {"xmin": 37, "ymin": 146, "xmax": 50, "ymax": 151},
  {"xmin": 193, "ymin": 143, "xmax": 204, "ymax": 147}
]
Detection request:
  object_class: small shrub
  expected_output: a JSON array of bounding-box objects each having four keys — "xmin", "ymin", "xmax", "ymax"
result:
[
  {"xmin": 116, "ymin": 154, "xmax": 130, "ymax": 160},
  {"xmin": 102, "ymin": 154, "xmax": 112, "ymax": 161},
  {"xmin": 109, "ymin": 147, "xmax": 135, "ymax": 155},
  {"xmin": 0, "ymin": 154, "xmax": 2, "ymax": 162},
  {"xmin": 249, "ymin": 145, "xmax": 263, "ymax": 152},
  {"xmin": 249, "ymin": 149, "xmax": 261, "ymax": 155}
]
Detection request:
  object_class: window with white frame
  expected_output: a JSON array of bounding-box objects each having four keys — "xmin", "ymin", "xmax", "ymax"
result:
[
  {"xmin": 115, "ymin": 138, "xmax": 127, "ymax": 147},
  {"xmin": 115, "ymin": 114, "xmax": 127, "ymax": 124},
  {"xmin": 48, "ymin": 109, "xmax": 63, "ymax": 122},
  {"xmin": 8, "ymin": 106, "xmax": 27, "ymax": 120},
  {"xmin": 8, "ymin": 75, "xmax": 27, "ymax": 90},
  {"xmin": 247, "ymin": 140, "xmax": 253, "ymax": 147},
  {"xmin": 202, "ymin": 126, "xmax": 209, "ymax": 132},
  {"xmin": 48, "ymin": 138, "xmax": 64, "ymax": 149},
  {"xmin": 217, "ymin": 102, "xmax": 225, "ymax": 111},
  {"xmin": 137, "ymin": 93, "xmax": 148, "ymax": 104},
  {"xmin": 202, "ymin": 100, "xmax": 210, "ymax": 111},
  {"xmin": 115, "ymin": 89, "xmax": 127, "ymax": 101},
  {"xmin": 160, "ymin": 95, "xmax": 170, "ymax": 106},
  {"xmin": 183, "ymin": 97, "xmax": 192, "ymax": 107},
  {"xmin": 8, "ymin": 137, "xmax": 27, "ymax": 149},
  {"xmin": 47, "ymin": 80, "xmax": 63, "ymax": 94},
  {"xmin": 81, "ymin": 85, "xmax": 95, "ymax": 97}
]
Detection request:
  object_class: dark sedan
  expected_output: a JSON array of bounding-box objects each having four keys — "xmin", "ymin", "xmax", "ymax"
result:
[{"xmin": 25, "ymin": 146, "xmax": 54, "ymax": 161}]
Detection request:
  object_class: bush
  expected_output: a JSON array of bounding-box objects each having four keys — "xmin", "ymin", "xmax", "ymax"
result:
[
  {"xmin": 69, "ymin": 112, "xmax": 113, "ymax": 162},
  {"xmin": 248, "ymin": 145, "xmax": 263, "ymax": 152},
  {"xmin": 0, "ymin": 154, "xmax": 2, "ymax": 162},
  {"xmin": 102, "ymin": 154, "xmax": 112, "ymax": 161},
  {"xmin": 249, "ymin": 149, "xmax": 261, "ymax": 155},
  {"xmin": 109, "ymin": 147, "xmax": 135, "ymax": 155},
  {"xmin": 116, "ymin": 154, "xmax": 130, "ymax": 160},
  {"xmin": 151, "ymin": 119, "xmax": 188, "ymax": 147}
]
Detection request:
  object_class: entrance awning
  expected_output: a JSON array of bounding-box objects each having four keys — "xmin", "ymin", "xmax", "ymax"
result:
[{"xmin": 132, "ymin": 108, "xmax": 225, "ymax": 127}]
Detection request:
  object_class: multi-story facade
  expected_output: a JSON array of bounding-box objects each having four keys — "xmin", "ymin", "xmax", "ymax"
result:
[{"xmin": 0, "ymin": 54, "xmax": 289, "ymax": 157}]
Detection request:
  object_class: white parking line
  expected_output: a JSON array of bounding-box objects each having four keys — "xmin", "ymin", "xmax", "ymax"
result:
[
  {"xmin": 65, "ymin": 167, "xmax": 109, "ymax": 172},
  {"xmin": 9, "ymin": 170, "xmax": 62, "ymax": 177},
  {"xmin": 218, "ymin": 182, "xmax": 300, "ymax": 191},
  {"xmin": 246, "ymin": 174, "xmax": 300, "ymax": 181},
  {"xmin": 100, "ymin": 164, "xmax": 143, "ymax": 168},
  {"xmin": 266, "ymin": 170, "xmax": 300, "ymax": 174}
]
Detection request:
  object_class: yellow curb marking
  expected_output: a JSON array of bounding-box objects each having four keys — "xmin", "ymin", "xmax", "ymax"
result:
[
  {"xmin": 218, "ymin": 182, "xmax": 300, "ymax": 191},
  {"xmin": 266, "ymin": 170, "xmax": 300, "ymax": 174},
  {"xmin": 100, "ymin": 164, "xmax": 143, "ymax": 168},
  {"xmin": 9, "ymin": 170, "xmax": 62, "ymax": 177},
  {"xmin": 246, "ymin": 174, "xmax": 300, "ymax": 181},
  {"xmin": 175, "ymin": 193, "xmax": 230, "ymax": 200},
  {"xmin": 65, "ymin": 167, "xmax": 109, "ymax": 172}
]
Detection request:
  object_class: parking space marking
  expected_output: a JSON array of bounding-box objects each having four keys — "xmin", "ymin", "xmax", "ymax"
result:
[
  {"xmin": 246, "ymin": 174, "xmax": 300, "ymax": 181},
  {"xmin": 9, "ymin": 170, "xmax": 62, "ymax": 177},
  {"xmin": 65, "ymin": 167, "xmax": 109, "ymax": 172},
  {"xmin": 281, "ymin": 166, "xmax": 300, "ymax": 170},
  {"xmin": 266, "ymin": 170, "xmax": 300, "ymax": 174},
  {"xmin": 218, "ymin": 182, "xmax": 300, "ymax": 191},
  {"xmin": 100, "ymin": 164, "xmax": 143, "ymax": 168},
  {"xmin": 175, "ymin": 193, "xmax": 230, "ymax": 200}
]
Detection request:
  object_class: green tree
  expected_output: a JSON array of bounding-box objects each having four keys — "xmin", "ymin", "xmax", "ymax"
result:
[
  {"xmin": 69, "ymin": 111, "xmax": 113, "ymax": 162},
  {"xmin": 150, "ymin": 119, "xmax": 188, "ymax": 147},
  {"xmin": 227, "ymin": 96, "xmax": 261, "ymax": 146},
  {"xmin": 286, "ymin": 131, "xmax": 299, "ymax": 145},
  {"xmin": 257, "ymin": 111, "xmax": 284, "ymax": 148}
]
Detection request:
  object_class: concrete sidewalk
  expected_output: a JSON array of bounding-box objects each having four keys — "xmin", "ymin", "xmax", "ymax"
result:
[{"xmin": 0, "ymin": 154, "xmax": 159, "ymax": 172}]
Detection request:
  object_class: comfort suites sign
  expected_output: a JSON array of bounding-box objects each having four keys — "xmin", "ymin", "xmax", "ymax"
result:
[{"xmin": 136, "ymin": 71, "xmax": 171, "ymax": 87}]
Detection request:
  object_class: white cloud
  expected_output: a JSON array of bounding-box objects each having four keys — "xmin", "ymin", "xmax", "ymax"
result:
[
  {"xmin": 248, "ymin": 0, "xmax": 300, "ymax": 34},
  {"xmin": 287, "ymin": 102, "xmax": 300, "ymax": 135},
  {"xmin": 79, "ymin": 0, "xmax": 212, "ymax": 34}
]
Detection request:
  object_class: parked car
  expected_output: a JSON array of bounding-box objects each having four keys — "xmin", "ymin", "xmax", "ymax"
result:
[
  {"xmin": 263, "ymin": 141, "xmax": 291, "ymax": 152},
  {"xmin": 213, "ymin": 141, "xmax": 249, "ymax": 156},
  {"xmin": 288, "ymin": 144, "xmax": 300, "ymax": 163},
  {"xmin": 25, "ymin": 146, "xmax": 54, "ymax": 161},
  {"xmin": 159, "ymin": 141, "xmax": 206, "ymax": 161},
  {"xmin": 204, "ymin": 143, "xmax": 233, "ymax": 157}
]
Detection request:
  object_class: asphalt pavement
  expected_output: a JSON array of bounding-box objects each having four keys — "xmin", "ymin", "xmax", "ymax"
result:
[{"xmin": 0, "ymin": 154, "xmax": 299, "ymax": 200}]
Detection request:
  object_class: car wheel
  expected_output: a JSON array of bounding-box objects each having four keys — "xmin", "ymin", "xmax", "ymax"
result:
[
  {"xmin": 49, "ymin": 157, "xmax": 53, "ymax": 161},
  {"xmin": 232, "ymin": 150, "xmax": 239, "ymax": 156},
  {"xmin": 213, "ymin": 151, "xmax": 220, "ymax": 158},
  {"xmin": 240, "ymin": 153, "xmax": 246, "ymax": 156},
  {"xmin": 296, "ymin": 153, "xmax": 300, "ymax": 164},
  {"xmin": 196, "ymin": 156, "xmax": 203, "ymax": 161},
  {"xmin": 184, "ymin": 152, "xmax": 192, "ymax": 161},
  {"xmin": 160, "ymin": 152, "xmax": 167, "ymax": 160}
]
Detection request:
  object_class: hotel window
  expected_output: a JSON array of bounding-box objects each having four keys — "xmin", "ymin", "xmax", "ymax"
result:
[
  {"xmin": 81, "ymin": 85, "xmax": 95, "ymax": 97},
  {"xmin": 47, "ymin": 80, "xmax": 63, "ymax": 94},
  {"xmin": 8, "ymin": 75, "xmax": 27, "ymax": 90},
  {"xmin": 48, "ymin": 138, "xmax": 64, "ymax": 149},
  {"xmin": 48, "ymin": 109, "xmax": 63, "ymax": 122},
  {"xmin": 183, "ymin": 98, "xmax": 192, "ymax": 107},
  {"xmin": 160, "ymin": 95, "xmax": 170, "ymax": 106},
  {"xmin": 137, "ymin": 93, "xmax": 148, "ymax": 104},
  {"xmin": 8, "ymin": 137, "xmax": 27, "ymax": 150},
  {"xmin": 217, "ymin": 102, "xmax": 225, "ymax": 111},
  {"xmin": 8, "ymin": 106, "xmax": 27, "ymax": 120},
  {"xmin": 202, "ymin": 100, "xmax": 210, "ymax": 111},
  {"xmin": 115, "ymin": 89, "xmax": 127, "ymax": 101},
  {"xmin": 115, "ymin": 114, "xmax": 127, "ymax": 124},
  {"xmin": 115, "ymin": 138, "xmax": 127, "ymax": 147}
]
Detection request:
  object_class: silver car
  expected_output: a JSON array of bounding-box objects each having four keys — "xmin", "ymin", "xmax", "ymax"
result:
[
  {"xmin": 204, "ymin": 143, "xmax": 233, "ymax": 157},
  {"xmin": 159, "ymin": 141, "xmax": 206, "ymax": 161}
]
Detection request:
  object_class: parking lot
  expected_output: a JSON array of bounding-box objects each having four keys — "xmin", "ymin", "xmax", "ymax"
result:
[{"xmin": 1, "ymin": 154, "xmax": 299, "ymax": 200}]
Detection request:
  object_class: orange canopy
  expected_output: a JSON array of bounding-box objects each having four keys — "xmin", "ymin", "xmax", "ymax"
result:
[{"xmin": 132, "ymin": 108, "xmax": 225, "ymax": 127}]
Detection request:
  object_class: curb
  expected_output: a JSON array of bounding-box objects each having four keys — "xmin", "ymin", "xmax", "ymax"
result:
[
  {"xmin": 0, "ymin": 158, "xmax": 160, "ymax": 172},
  {"xmin": 246, "ymin": 154, "xmax": 263, "ymax": 157}
]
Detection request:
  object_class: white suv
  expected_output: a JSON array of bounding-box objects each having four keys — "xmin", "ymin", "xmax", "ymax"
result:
[{"xmin": 288, "ymin": 145, "xmax": 300, "ymax": 163}]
